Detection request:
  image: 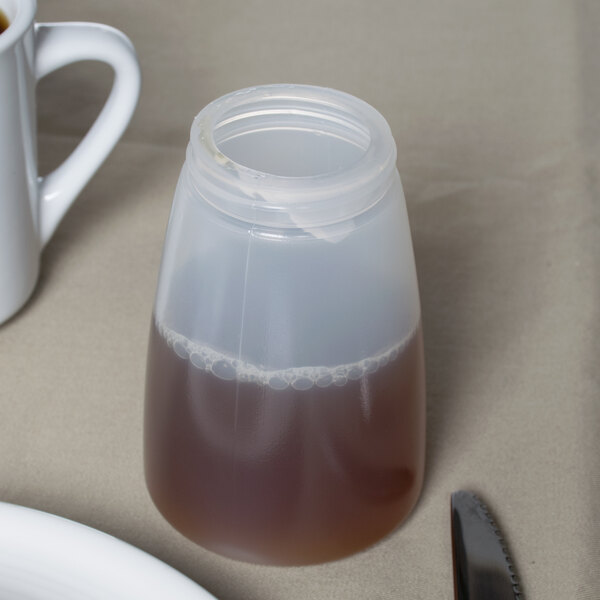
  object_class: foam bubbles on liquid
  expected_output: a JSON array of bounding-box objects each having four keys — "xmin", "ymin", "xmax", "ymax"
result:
[{"xmin": 156, "ymin": 320, "xmax": 413, "ymax": 389}]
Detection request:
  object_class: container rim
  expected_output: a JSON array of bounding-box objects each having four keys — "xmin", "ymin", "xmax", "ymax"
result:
[{"xmin": 187, "ymin": 84, "xmax": 397, "ymax": 229}]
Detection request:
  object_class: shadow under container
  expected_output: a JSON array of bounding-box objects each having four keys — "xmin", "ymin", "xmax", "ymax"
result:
[{"xmin": 144, "ymin": 84, "xmax": 426, "ymax": 566}]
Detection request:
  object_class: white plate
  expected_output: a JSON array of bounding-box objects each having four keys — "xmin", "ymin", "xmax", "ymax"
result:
[{"xmin": 0, "ymin": 502, "xmax": 217, "ymax": 600}]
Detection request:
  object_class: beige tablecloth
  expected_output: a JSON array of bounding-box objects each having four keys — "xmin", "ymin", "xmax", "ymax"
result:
[{"xmin": 1, "ymin": 1, "xmax": 599, "ymax": 598}]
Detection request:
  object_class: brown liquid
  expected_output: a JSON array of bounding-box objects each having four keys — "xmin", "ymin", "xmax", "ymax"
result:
[
  {"xmin": 0, "ymin": 10, "xmax": 9, "ymax": 34},
  {"xmin": 144, "ymin": 321, "xmax": 425, "ymax": 565}
]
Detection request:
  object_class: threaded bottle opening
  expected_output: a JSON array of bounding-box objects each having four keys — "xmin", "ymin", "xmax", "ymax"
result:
[{"xmin": 187, "ymin": 84, "xmax": 397, "ymax": 229}]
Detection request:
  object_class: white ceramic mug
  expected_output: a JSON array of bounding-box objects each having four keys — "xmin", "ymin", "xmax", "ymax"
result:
[{"xmin": 0, "ymin": 0, "xmax": 141, "ymax": 324}]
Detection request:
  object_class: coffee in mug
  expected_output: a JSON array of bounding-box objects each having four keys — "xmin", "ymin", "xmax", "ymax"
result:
[{"xmin": 0, "ymin": 9, "xmax": 8, "ymax": 33}]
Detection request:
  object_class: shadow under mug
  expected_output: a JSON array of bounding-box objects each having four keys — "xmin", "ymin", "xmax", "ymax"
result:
[{"xmin": 0, "ymin": 0, "xmax": 141, "ymax": 325}]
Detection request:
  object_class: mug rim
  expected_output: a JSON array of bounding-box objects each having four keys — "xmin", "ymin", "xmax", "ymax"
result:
[{"xmin": 0, "ymin": 0, "xmax": 36, "ymax": 53}]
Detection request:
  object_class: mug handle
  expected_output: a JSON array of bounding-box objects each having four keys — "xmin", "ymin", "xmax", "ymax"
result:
[{"xmin": 34, "ymin": 22, "xmax": 141, "ymax": 247}]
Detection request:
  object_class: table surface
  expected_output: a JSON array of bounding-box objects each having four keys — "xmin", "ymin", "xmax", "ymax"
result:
[{"xmin": 1, "ymin": 1, "xmax": 599, "ymax": 599}]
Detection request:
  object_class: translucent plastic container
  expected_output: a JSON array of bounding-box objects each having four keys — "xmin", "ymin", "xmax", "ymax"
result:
[{"xmin": 144, "ymin": 84, "xmax": 425, "ymax": 565}]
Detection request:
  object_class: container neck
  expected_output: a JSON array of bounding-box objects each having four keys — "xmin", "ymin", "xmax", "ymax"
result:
[{"xmin": 186, "ymin": 85, "xmax": 397, "ymax": 230}]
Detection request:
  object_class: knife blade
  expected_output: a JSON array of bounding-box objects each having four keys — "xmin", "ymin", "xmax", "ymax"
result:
[{"xmin": 451, "ymin": 491, "xmax": 522, "ymax": 600}]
